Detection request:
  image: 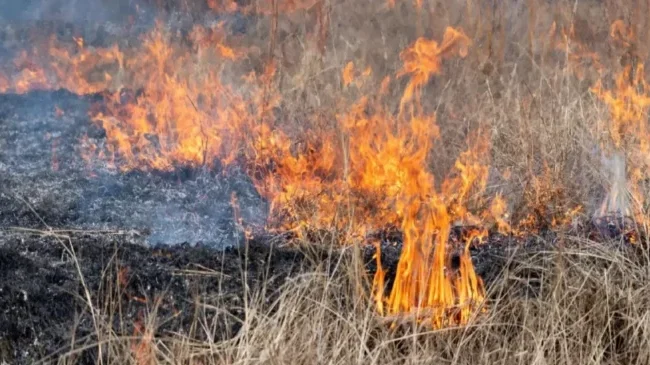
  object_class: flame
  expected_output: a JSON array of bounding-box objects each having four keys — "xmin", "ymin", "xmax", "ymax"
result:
[
  {"xmin": 485, "ymin": 194, "xmax": 512, "ymax": 234},
  {"xmin": 591, "ymin": 63, "xmax": 650, "ymax": 227},
  {"xmin": 0, "ymin": 36, "xmax": 124, "ymax": 95},
  {"xmin": 131, "ymin": 312, "xmax": 155, "ymax": 365},
  {"xmin": 365, "ymin": 29, "xmax": 492, "ymax": 327},
  {"xmin": 1, "ymin": 18, "xmax": 492, "ymax": 327},
  {"xmin": 372, "ymin": 133, "xmax": 492, "ymax": 327},
  {"xmin": 455, "ymin": 231, "xmax": 486, "ymax": 324},
  {"xmin": 54, "ymin": 106, "xmax": 65, "ymax": 118},
  {"xmin": 577, "ymin": 20, "xmax": 650, "ymax": 228},
  {"xmin": 397, "ymin": 29, "xmax": 471, "ymax": 111},
  {"xmin": 509, "ymin": 164, "xmax": 584, "ymax": 235},
  {"xmin": 85, "ymin": 23, "xmax": 261, "ymax": 171}
]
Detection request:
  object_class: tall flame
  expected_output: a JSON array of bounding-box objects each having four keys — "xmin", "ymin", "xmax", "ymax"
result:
[
  {"xmin": 591, "ymin": 63, "xmax": 650, "ymax": 227},
  {"xmin": 0, "ymin": 18, "xmax": 497, "ymax": 327},
  {"xmin": 590, "ymin": 21, "xmax": 650, "ymax": 228}
]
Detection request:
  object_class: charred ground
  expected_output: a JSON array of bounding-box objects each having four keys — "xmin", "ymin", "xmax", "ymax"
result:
[
  {"xmin": 0, "ymin": 87, "xmax": 642, "ymax": 364},
  {"xmin": 0, "ymin": 219, "xmax": 638, "ymax": 364},
  {"xmin": 0, "ymin": 231, "xmax": 308, "ymax": 364},
  {"xmin": 0, "ymin": 90, "xmax": 266, "ymax": 245}
]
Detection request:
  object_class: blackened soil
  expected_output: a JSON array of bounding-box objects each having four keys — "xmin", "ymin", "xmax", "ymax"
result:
[
  {"xmin": 1, "ymin": 226, "xmax": 530, "ymax": 365},
  {"xmin": 0, "ymin": 90, "xmax": 267, "ymax": 246},
  {"xmin": 0, "ymin": 230, "xmax": 308, "ymax": 364}
]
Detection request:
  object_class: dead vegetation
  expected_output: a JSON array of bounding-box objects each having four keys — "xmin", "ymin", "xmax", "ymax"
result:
[
  {"xmin": 41, "ymin": 235, "xmax": 650, "ymax": 365},
  {"xmin": 2, "ymin": 0, "xmax": 650, "ymax": 363}
]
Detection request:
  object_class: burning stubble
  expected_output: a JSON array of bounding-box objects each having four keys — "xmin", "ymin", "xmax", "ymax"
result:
[{"xmin": 0, "ymin": 0, "xmax": 649, "ymax": 333}]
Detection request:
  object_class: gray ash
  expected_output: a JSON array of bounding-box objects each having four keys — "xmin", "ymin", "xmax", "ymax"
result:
[{"xmin": 0, "ymin": 90, "xmax": 267, "ymax": 247}]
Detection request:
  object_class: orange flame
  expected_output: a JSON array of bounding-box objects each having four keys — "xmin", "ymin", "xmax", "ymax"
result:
[
  {"xmin": 1, "ymin": 20, "xmax": 491, "ymax": 327},
  {"xmin": 131, "ymin": 313, "xmax": 154, "ymax": 365},
  {"xmin": 592, "ymin": 63, "xmax": 650, "ymax": 227},
  {"xmin": 398, "ymin": 28, "xmax": 471, "ymax": 111},
  {"xmin": 368, "ymin": 28, "xmax": 491, "ymax": 327}
]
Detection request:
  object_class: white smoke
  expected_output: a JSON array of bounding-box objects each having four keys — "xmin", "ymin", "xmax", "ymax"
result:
[{"xmin": 595, "ymin": 150, "xmax": 630, "ymax": 218}]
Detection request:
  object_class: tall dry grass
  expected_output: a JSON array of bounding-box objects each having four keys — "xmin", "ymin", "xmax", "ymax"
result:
[
  {"xmin": 198, "ymin": 242, "xmax": 650, "ymax": 365},
  {"xmin": 55, "ymin": 238, "xmax": 650, "ymax": 364},
  {"xmin": 29, "ymin": 0, "xmax": 650, "ymax": 362},
  {"xmin": 253, "ymin": 0, "xmax": 650, "ymax": 217}
]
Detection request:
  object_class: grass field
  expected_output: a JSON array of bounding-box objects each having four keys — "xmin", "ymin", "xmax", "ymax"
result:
[{"xmin": 3, "ymin": 0, "xmax": 650, "ymax": 363}]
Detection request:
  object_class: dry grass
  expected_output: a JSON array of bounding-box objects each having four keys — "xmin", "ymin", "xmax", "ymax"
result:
[
  {"xmin": 182, "ymin": 0, "xmax": 643, "ymax": 223},
  {"xmin": 53, "ymin": 237, "xmax": 650, "ymax": 364},
  {"xmin": 14, "ymin": 0, "xmax": 650, "ymax": 363}
]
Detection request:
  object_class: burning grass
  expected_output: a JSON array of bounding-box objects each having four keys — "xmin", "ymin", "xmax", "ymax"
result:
[
  {"xmin": 2, "ymin": 0, "xmax": 650, "ymax": 362},
  {"xmin": 2, "ymin": 228, "xmax": 649, "ymax": 364},
  {"xmin": 179, "ymin": 242, "xmax": 650, "ymax": 365}
]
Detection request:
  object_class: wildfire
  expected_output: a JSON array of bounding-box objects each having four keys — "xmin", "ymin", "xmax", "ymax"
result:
[
  {"xmin": 0, "ymin": 14, "xmax": 494, "ymax": 327},
  {"xmin": 11, "ymin": 3, "xmax": 648, "ymax": 330},
  {"xmin": 590, "ymin": 21, "xmax": 650, "ymax": 229}
]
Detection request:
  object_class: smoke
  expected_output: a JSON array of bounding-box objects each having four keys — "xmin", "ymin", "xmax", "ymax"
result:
[
  {"xmin": 596, "ymin": 150, "xmax": 630, "ymax": 217},
  {"xmin": 0, "ymin": 0, "xmax": 137, "ymax": 23}
]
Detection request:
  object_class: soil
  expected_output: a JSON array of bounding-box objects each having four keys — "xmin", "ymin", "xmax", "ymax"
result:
[
  {"xmin": 0, "ymin": 90, "xmax": 267, "ymax": 246},
  {"xmin": 0, "ymin": 86, "xmax": 296, "ymax": 364}
]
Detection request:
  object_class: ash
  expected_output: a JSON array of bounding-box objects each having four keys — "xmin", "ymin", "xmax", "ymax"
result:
[{"xmin": 0, "ymin": 90, "xmax": 267, "ymax": 247}]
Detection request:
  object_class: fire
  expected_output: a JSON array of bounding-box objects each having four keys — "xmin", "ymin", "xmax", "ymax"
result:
[
  {"xmin": 591, "ymin": 64, "xmax": 650, "ymax": 227},
  {"xmin": 131, "ymin": 312, "xmax": 155, "ymax": 365},
  {"xmin": 397, "ymin": 28, "xmax": 471, "ymax": 111},
  {"xmin": 87, "ymin": 23, "xmax": 261, "ymax": 171},
  {"xmin": 371, "ymin": 131, "xmax": 493, "ymax": 327},
  {"xmin": 0, "ymin": 36, "xmax": 124, "ymax": 95},
  {"xmin": 0, "ymin": 12, "xmax": 498, "ymax": 326},
  {"xmin": 590, "ymin": 21, "xmax": 650, "ymax": 229},
  {"xmin": 545, "ymin": 18, "xmax": 650, "ymax": 231},
  {"xmin": 348, "ymin": 29, "xmax": 496, "ymax": 327}
]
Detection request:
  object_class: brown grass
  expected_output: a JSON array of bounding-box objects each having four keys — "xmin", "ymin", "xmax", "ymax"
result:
[
  {"xmin": 210, "ymin": 0, "xmax": 640, "ymax": 221},
  {"xmin": 54, "ymin": 237, "xmax": 650, "ymax": 364},
  {"xmin": 16, "ymin": 0, "xmax": 650, "ymax": 363}
]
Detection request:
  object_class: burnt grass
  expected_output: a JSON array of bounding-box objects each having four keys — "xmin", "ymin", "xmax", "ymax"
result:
[
  {"xmin": 0, "ymin": 91, "xmax": 644, "ymax": 364},
  {"xmin": 1, "ymin": 225, "xmax": 638, "ymax": 365},
  {"xmin": 0, "ymin": 231, "xmax": 309, "ymax": 364}
]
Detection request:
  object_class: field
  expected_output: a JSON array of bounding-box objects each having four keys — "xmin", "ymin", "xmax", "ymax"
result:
[{"xmin": 1, "ymin": 0, "xmax": 650, "ymax": 364}]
